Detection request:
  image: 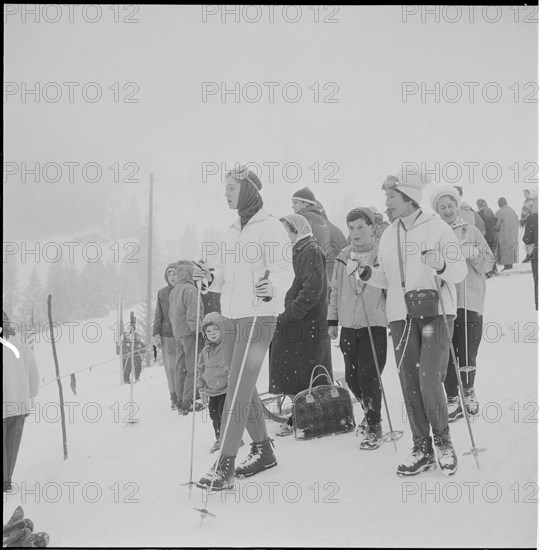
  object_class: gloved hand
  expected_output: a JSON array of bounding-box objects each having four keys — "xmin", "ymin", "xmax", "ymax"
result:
[
  {"xmin": 193, "ymin": 261, "xmax": 211, "ymax": 283},
  {"xmin": 422, "ymin": 249, "xmax": 445, "ymax": 272},
  {"xmin": 328, "ymin": 326, "xmax": 339, "ymax": 340},
  {"xmin": 199, "ymin": 389, "xmax": 209, "ymax": 406},
  {"xmin": 461, "ymin": 242, "xmax": 481, "ymax": 262},
  {"xmin": 254, "ymin": 277, "xmax": 273, "ymax": 301}
]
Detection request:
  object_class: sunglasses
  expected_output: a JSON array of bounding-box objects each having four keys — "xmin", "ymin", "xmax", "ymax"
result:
[{"xmin": 381, "ymin": 175, "xmax": 400, "ymax": 190}]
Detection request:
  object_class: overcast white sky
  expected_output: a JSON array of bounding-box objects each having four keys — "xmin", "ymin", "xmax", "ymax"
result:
[{"xmin": 4, "ymin": 5, "xmax": 538, "ymax": 242}]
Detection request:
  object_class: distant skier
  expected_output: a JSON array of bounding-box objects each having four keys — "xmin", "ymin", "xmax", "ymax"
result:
[
  {"xmin": 122, "ymin": 327, "xmax": 145, "ymax": 383},
  {"xmin": 3, "ymin": 311, "xmax": 40, "ymax": 493},
  {"xmin": 495, "ymin": 197, "xmax": 520, "ymax": 271}
]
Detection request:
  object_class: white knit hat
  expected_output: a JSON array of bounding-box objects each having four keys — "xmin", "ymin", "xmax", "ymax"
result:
[
  {"xmin": 393, "ymin": 169, "xmax": 432, "ymax": 204},
  {"xmin": 430, "ymin": 184, "xmax": 462, "ymax": 211}
]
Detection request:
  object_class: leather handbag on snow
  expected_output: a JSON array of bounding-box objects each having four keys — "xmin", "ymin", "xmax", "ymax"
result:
[
  {"xmin": 292, "ymin": 365, "xmax": 356, "ymax": 440},
  {"xmin": 397, "ymin": 221, "xmax": 440, "ymax": 321}
]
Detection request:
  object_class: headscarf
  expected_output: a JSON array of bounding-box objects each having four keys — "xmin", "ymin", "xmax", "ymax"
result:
[
  {"xmin": 280, "ymin": 214, "xmax": 313, "ymax": 242},
  {"xmin": 228, "ymin": 167, "xmax": 264, "ymax": 227}
]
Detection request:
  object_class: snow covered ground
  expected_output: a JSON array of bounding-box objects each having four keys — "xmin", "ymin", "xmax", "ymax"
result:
[{"xmin": 3, "ymin": 269, "xmax": 537, "ymax": 547}]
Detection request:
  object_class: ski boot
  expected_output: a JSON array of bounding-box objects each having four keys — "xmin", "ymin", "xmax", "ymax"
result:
[
  {"xmin": 355, "ymin": 417, "xmax": 368, "ymax": 437},
  {"xmin": 235, "ymin": 438, "xmax": 277, "ymax": 478},
  {"xmin": 359, "ymin": 422, "xmax": 383, "ymax": 451},
  {"xmin": 433, "ymin": 427, "xmax": 458, "ymax": 476},
  {"xmin": 447, "ymin": 396, "xmax": 464, "ymax": 423},
  {"xmin": 276, "ymin": 417, "xmax": 294, "ymax": 437},
  {"xmin": 197, "ymin": 456, "xmax": 236, "ymax": 491},
  {"xmin": 396, "ymin": 436, "xmax": 437, "ymax": 476},
  {"xmin": 464, "ymin": 387, "xmax": 479, "ymax": 416}
]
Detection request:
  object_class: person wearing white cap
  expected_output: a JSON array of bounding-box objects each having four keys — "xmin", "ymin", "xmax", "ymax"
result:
[
  {"xmin": 431, "ymin": 184, "xmax": 494, "ymax": 422},
  {"xmin": 357, "ymin": 169, "xmax": 468, "ymax": 477}
]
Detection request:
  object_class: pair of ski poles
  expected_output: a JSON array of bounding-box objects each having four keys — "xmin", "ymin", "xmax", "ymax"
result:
[
  {"xmin": 183, "ymin": 266, "xmax": 270, "ymax": 524},
  {"xmin": 352, "ymin": 265, "xmax": 484, "ymax": 468}
]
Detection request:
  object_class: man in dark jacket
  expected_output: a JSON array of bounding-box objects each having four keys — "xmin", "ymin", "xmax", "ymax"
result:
[
  {"xmin": 291, "ymin": 188, "xmax": 330, "ymax": 278},
  {"xmin": 152, "ymin": 263, "xmax": 179, "ymax": 409},
  {"xmin": 315, "ymin": 200, "xmax": 347, "ymax": 283},
  {"xmin": 476, "ymin": 198, "xmax": 498, "ymax": 277}
]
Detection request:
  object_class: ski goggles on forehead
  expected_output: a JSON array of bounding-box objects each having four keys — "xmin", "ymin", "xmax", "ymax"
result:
[
  {"xmin": 227, "ymin": 165, "xmax": 254, "ymax": 184},
  {"xmin": 381, "ymin": 175, "xmax": 400, "ymax": 190}
]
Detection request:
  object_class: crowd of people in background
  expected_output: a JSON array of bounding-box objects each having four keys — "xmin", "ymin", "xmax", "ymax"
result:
[{"xmin": 148, "ymin": 166, "xmax": 537, "ymax": 489}]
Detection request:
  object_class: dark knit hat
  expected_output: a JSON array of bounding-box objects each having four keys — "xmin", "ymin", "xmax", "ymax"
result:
[
  {"xmin": 292, "ymin": 187, "xmax": 317, "ymax": 206},
  {"xmin": 346, "ymin": 207, "xmax": 375, "ymax": 226}
]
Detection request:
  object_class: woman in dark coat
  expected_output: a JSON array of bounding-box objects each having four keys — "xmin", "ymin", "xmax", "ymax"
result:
[{"xmin": 269, "ymin": 214, "xmax": 332, "ymax": 436}]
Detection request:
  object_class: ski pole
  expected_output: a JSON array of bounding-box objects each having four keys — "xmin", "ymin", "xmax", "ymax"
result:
[
  {"xmin": 181, "ymin": 280, "xmax": 203, "ymax": 498},
  {"xmin": 459, "ymin": 280, "xmax": 476, "ymax": 382},
  {"xmin": 434, "ymin": 277, "xmax": 485, "ymax": 469},
  {"xmin": 356, "ymin": 277, "xmax": 403, "ymax": 452},
  {"xmin": 195, "ymin": 270, "xmax": 269, "ymax": 524}
]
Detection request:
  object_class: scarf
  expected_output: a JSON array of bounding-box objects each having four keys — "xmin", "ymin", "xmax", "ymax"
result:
[
  {"xmin": 238, "ymin": 179, "xmax": 263, "ymax": 228},
  {"xmin": 350, "ymin": 237, "xmax": 375, "ymax": 254},
  {"xmin": 450, "ymin": 217, "xmax": 468, "ymax": 230},
  {"xmin": 281, "ymin": 213, "xmax": 313, "ymax": 241}
]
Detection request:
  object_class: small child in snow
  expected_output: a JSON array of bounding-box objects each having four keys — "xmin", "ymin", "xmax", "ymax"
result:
[{"xmin": 197, "ymin": 312, "xmax": 229, "ymax": 453}]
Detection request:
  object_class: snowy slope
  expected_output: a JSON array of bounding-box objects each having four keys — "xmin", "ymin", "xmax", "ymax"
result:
[{"xmin": 3, "ymin": 271, "xmax": 537, "ymax": 548}]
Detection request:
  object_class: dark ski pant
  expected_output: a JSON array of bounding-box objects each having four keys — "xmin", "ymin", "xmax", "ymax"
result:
[
  {"xmin": 219, "ymin": 316, "xmax": 276, "ymax": 457},
  {"xmin": 3, "ymin": 415, "xmax": 25, "ymax": 489},
  {"xmin": 162, "ymin": 336, "xmax": 177, "ymax": 395},
  {"xmin": 123, "ymin": 358, "xmax": 141, "ymax": 383},
  {"xmin": 339, "ymin": 326, "xmax": 387, "ymax": 426},
  {"xmin": 208, "ymin": 393, "xmax": 227, "ymax": 439},
  {"xmin": 389, "ymin": 315, "xmax": 455, "ymax": 442},
  {"xmin": 175, "ymin": 334, "xmax": 197, "ymax": 406},
  {"xmin": 444, "ymin": 308, "xmax": 483, "ymax": 398}
]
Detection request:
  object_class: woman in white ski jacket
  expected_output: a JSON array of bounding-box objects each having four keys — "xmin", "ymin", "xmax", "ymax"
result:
[
  {"xmin": 194, "ymin": 166, "xmax": 294, "ymax": 490},
  {"xmin": 358, "ymin": 171, "xmax": 467, "ymax": 478}
]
